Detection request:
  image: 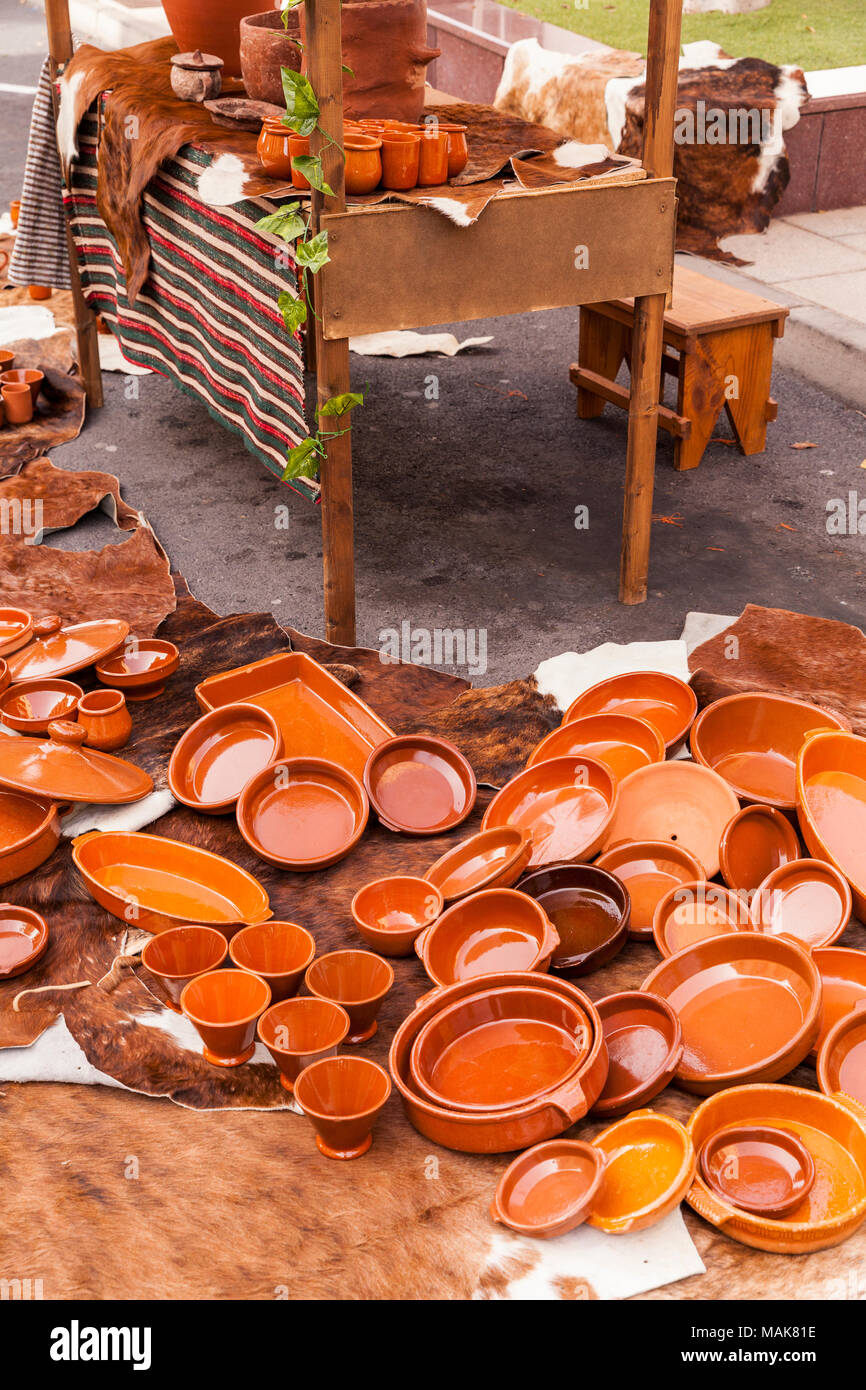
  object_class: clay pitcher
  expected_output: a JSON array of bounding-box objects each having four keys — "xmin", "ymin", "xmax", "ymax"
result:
[{"xmin": 300, "ymin": 0, "xmax": 440, "ymax": 123}]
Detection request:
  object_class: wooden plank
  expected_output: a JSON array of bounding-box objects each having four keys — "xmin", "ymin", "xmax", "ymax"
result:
[
  {"xmin": 319, "ymin": 177, "xmax": 675, "ymax": 338},
  {"xmin": 610, "ymin": 264, "xmax": 791, "ymax": 336},
  {"xmin": 569, "ymin": 365, "xmax": 690, "ymax": 438}
]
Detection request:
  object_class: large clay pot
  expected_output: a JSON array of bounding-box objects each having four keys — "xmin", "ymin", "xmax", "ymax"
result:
[
  {"xmin": 240, "ymin": 9, "xmax": 302, "ymax": 104},
  {"xmin": 299, "ymin": 0, "xmax": 439, "ymax": 123},
  {"xmin": 161, "ymin": 0, "xmax": 264, "ymax": 79}
]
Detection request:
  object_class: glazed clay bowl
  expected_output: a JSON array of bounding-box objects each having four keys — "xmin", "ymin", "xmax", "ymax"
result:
[
  {"xmin": 652, "ymin": 879, "xmax": 750, "ymax": 958},
  {"xmin": 140, "ymin": 924, "xmax": 228, "ymax": 1010},
  {"xmin": 699, "ymin": 1123, "xmax": 816, "ymax": 1219},
  {"xmin": 409, "ymin": 983, "xmax": 595, "ymax": 1112},
  {"xmin": 594, "ymin": 839, "xmax": 706, "ymax": 940},
  {"xmin": 749, "ymin": 858, "xmax": 852, "ymax": 950},
  {"xmin": 563, "ymin": 670, "xmax": 698, "ymax": 754},
  {"xmin": 76, "ymin": 689, "xmax": 132, "ymax": 752},
  {"xmin": 490, "ymin": 1140, "xmax": 607, "ymax": 1239},
  {"xmin": 0, "ymin": 607, "xmax": 33, "ymax": 658},
  {"xmin": 416, "ymin": 888, "xmax": 559, "ymax": 988},
  {"xmin": 641, "ymin": 931, "xmax": 821, "ymax": 1095},
  {"xmin": 294, "ymin": 1056, "xmax": 391, "ymax": 1160},
  {"xmin": 257, "ymin": 996, "xmax": 350, "ymax": 1093},
  {"xmin": 592, "ymin": 991, "xmax": 683, "ymax": 1117},
  {"xmin": 719, "ymin": 803, "xmax": 801, "ymax": 893},
  {"xmin": 229, "ymin": 920, "xmax": 316, "ymax": 1001},
  {"xmin": 796, "ymin": 730, "xmax": 866, "ymax": 920},
  {"xmin": 817, "ymin": 1007, "xmax": 866, "ymax": 1106},
  {"xmin": 813, "ymin": 947, "xmax": 866, "ymax": 1057},
  {"xmin": 0, "ymin": 789, "xmax": 60, "ymax": 887},
  {"xmin": 587, "ymin": 1109, "xmax": 697, "ymax": 1235},
  {"xmin": 0, "ymin": 678, "xmax": 83, "ymax": 734},
  {"xmin": 686, "ymin": 1084, "xmax": 866, "ymax": 1253},
  {"xmin": 389, "ymin": 972, "xmax": 609, "ymax": 1154},
  {"xmin": 351, "ymin": 875, "xmax": 443, "ymax": 957},
  {"xmin": 0, "ymin": 661, "xmax": 8, "ymax": 698},
  {"xmin": 0, "ymin": 904, "xmax": 49, "ymax": 979},
  {"xmin": 601, "ymin": 761, "xmax": 740, "ymax": 879},
  {"xmin": 168, "ymin": 701, "xmax": 283, "ymax": 814},
  {"xmin": 481, "ymin": 755, "xmax": 618, "ymax": 868},
  {"xmin": 305, "ymin": 949, "xmax": 393, "ymax": 1043},
  {"xmin": 526, "ymin": 712, "xmax": 664, "ymax": 782},
  {"xmin": 690, "ymin": 691, "xmax": 847, "ymax": 810},
  {"xmin": 1, "ymin": 367, "xmax": 44, "ymax": 404},
  {"xmin": 363, "ymin": 734, "xmax": 476, "ymax": 836},
  {"xmin": 424, "ymin": 826, "xmax": 532, "ymax": 903},
  {"xmin": 95, "ymin": 639, "xmax": 179, "ymax": 701},
  {"xmin": 513, "ymin": 863, "xmax": 629, "ymax": 977},
  {"xmin": 236, "ymin": 757, "xmax": 369, "ymax": 872},
  {"xmin": 180, "ymin": 967, "xmax": 272, "ymax": 1067}
]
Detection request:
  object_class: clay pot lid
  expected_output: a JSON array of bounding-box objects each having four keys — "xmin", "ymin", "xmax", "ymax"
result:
[
  {"xmin": 363, "ymin": 735, "xmax": 476, "ymax": 836},
  {"xmin": 562, "ymin": 670, "xmax": 698, "ymax": 754},
  {"xmin": 592, "ymin": 990, "xmax": 683, "ymax": 1117},
  {"xmin": 749, "ymin": 857, "xmax": 852, "ymax": 950},
  {"xmin": 236, "ymin": 756, "xmax": 369, "ymax": 871},
  {"xmin": 0, "ymin": 903, "xmax": 49, "ymax": 979},
  {"xmin": 594, "ymin": 838, "xmax": 706, "ymax": 939},
  {"xmin": 168, "ymin": 701, "xmax": 283, "ymax": 814},
  {"xmin": 719, "ymin": 803, "xmax": 801, "ymax": 893},
  {"xmin": 0, "ymin": 607, "xmax": 33, "ymax": 658},
  {"xmin": 424, "ymin": 826, "xmax": 532, "ymax": 901},
  {"xmin": 817, "ymin": 1006, "xmax": 866, "ymax": 1106},
  {"xmin": 171, "ymin": 49, "xmax": 224, "ymax": 69},
  {"xmin": 587, "ymin": 1109, "xmax": 697, "ymax": 1234},
  {"xmin": 0, "ymin": 678, "xmax": 84, "ymax": 733},
  {"xmin": 7, "ymin": 615, "xmax": 129, "ymax": 683},
  {"xmin": 0, "ymin": 720, "xmax": 153, "ymax": 805},
  {"xmin": 699, "ymin": 1123, "xmax": 815, "ymax": 1219},
  {"xmin": 513, "ymin": 862, "xmax": 629, "ymax": 976},
  {"xmin": 491, "ymin": 1139, "xmax": 607, "ymax": 1238},
  {"xmin": 652, "ymin": 879, "xmax": 750, "ymax": 957},
  {"xmin": 526, "ymin": 712, "xmax": 664, "ymax": 782},
  {"xmin": 481, "ymin": 754, "xmax": 617, "ymax": 868},
  {"xmin": 600, "ymin": 760, "xmax": 740, "ymax": 879}
]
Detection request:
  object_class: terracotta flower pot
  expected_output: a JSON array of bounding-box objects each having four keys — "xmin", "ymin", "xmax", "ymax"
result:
[
  {"xmin": 160, "ymin": 0, "xmax": 264, "ymax": 79},
  {"xmin": 298, "ymin": 0, "xmax": 439, "ymax": 123},
  {"xmin": 239, "ymin": 9, "xmax": 302, "ymax": 105}
]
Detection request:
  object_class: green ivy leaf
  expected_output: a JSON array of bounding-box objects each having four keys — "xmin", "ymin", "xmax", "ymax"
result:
[
  {"xmin": 281, "ymin": 0, "xmax": 304, "ymax": 24},
  {"xmin": 295, "ymin": 229, "xmax": 330, "ymax": 274},
  {"xmin": 256, "ymin": 203, "xmax": 306, "ymax": 242},
  {"xmin": 283, "ymin": 437, "xmax": 322, "ymax": 481},
  {"xmin": 341, "ymin": 65, "xmax": 354, "ymax": 77},
  {"xmin": 281, "ymin": 67, "xmax": 319, "ymax": 136},
  {"xmin": 291, "ymin": 154, "xmax": 334, "ymax": 197},
  {"xmin": 318, "ymin": 390, "xmax": 364, "ymax": 418},
  {"xmin": 278, "ymin": 290, "xmax": 308, "ymax": 335}
]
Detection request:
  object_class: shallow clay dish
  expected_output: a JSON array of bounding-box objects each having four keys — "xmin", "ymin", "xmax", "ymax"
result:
[
  {"xmin": 652, "ymin": 879, "xmax": 749, "ymax": 957},
  {"xmin": 563, "ymin": 671, "xmax": 698, "ymax": 754},
  {"xmin": 294, "ymin": 1055, "xmax": 391, "ymax": 1160},
  {"xmin": 0, "ymin": 904, "xmax": 49, "ymax": 979},
  {"xmin": 482, "ymin": 755, "xmax": 617, "ymax": 868},
  {"xmin": 236, "ymin": 756, "xmax": 368, "ymax": 871},
  {"xmin": 305, "ymin": 949, "xmax": 393, "ymax": 1043},
  {"xmin": 719, "ymin": 803, "xmax": 801, "ymax": 893},
  {"xmin": 601, "ymin": 760, "xmax": 739, "ymax": 879},
  {"xmin": 95, "ymin": 639, "xmax": 179, "ymax": 701},
  {"xmin": 424, "ymin": 826, "xmax": 532, "ymax": 902},
  {"xmin": 490, "ymin": 1140, "xmax": 607, "ymax": 1238},
  {"xmin": 592, "ymin": 991, "xmax": 683, "ymax": 1116},
  {"xmin": 817, "ymin": 1008, "xmax": 866, "ymax": 1107},
  {"xmin": 642, "ymin": 931, "xmax": 821, "ymax": 1094},
  {"xmin": 351, "ymin": 875, "xmax": 443, "ymax": 956},
  {"xmin": 258, "ymin": 996, "xmax": 351, "ymax": 1093},
  {"xmin": 363, "ymin": 734, "xmax": 476, "ymax": 835},
  {"xmin": 409, "ymin": 982, "xmax": 594, "ymax": 1112},
  {"xmin": 140, "ymin": 924, "xmax": 228, "ymax": 1010},
  {"xmin": 0, "ymin": 720, "xmax": 152, "ymax": 805},
  {"xmin": 181, "ymin": 967, "xmax": 272, "ymax": 1067},
  {"xmin": 749, "ymin": 857, "xmax": 851, "ymax": 950},
  {"xmin": 813, "ymin": 948, "xmax": 866, "ymax": 1056},
  {"xmin": 797, "ymin": 730, "xmax": 866, "ymax": 920},
  {"xmin": 389, "ymin": 972, "xmax": 609, "ymax": 1154},
  {"xmin": 72, "ymin": 828, "xmax": 271, "ymax": 936},
  {"xmin": 229, "ymin": 920, "xmax": 316, "ymax": 1001},
  {"xmin": 526, "ymin": 712, "xmax": 664, "ymax": 781},
  {"xmin": 594, "ymin": 839, "xmax": 706, "ymax": 940},
  {"xmin": 169, "ymin": 701, "xmax": 283, "ymax": 814},
  {"xmin": 416, "ymin": 887, "xmax": 559, "ymax": 988},
  {"xmin": 513, "ymin": 863, "xmax": 629, "ymax": 976},
  {"xmin": 0, "ymin": 789, "xmax": 60, "ymax": 887},
  {"xmin": 587, "ymin": 1109, "xmax": 696, "ymax": 1234},
  {"xmin": 0, "ymin": 607, "xmax": 33, "ymax": 658},
  {"xmin": 0, "ymin": 678, "xmax": 83, "ymax": 734},
  {"xmin": 686, "ymin": 1084, "xmax": 866, "ymax": 1253},
  {"xmin": 699, "ymin": 1124, "xmax": 815, "ymax": 1219},
  {"xmin": 7, "ymin": 615, "xmax": 128, "ymax": 683},
  {"xmin": 691, "ymin": 691, "xmax": 846, "ymax": 810}
]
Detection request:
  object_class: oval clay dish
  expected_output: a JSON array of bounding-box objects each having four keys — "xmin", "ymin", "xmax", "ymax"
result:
[
  {"xmin": 797, "ymin": 730, "xmax": 866, "ymax": 921},
  {"xmin": 587, "ymin": 1109, "xmax": 697, "ymax": 1234},
  {"xmin": 424, "ymin": 826, "xmax": 532, "ymax": 902},
  {"xmin": 594, "ymin": 839, "xmax": 706, "ymax": 940},
  {"xmin": 719, "ymin": 803, "xmax": 802, "ymax": 894},
  {"xmin": 168, "ymin": 701, "xmax": 283, "ymax": 814},
  {"xmin": 641, "ymin": 931, "xmax": 821, "ymax": 1095},
  {"xmin": 236, "ymin": 756, "xmax": 368, "ymax": 871},
  {"xmin": 526, "ymin": 712, "xmax": 664, "ymax": 782},
  {"xmin": 491, "ymin": 1140, "xmax": 607, "ymax": 1238},
  {"xmin": 562, "ymin": 670, "xmax": 698, "ymax": 755},
  {"xmin": 7, "ymin": 616, "xmax": 129, "ymax": 683},
  {"xmin": 601, "ymin": 761, "xmax": 739, "ymax": 880},
  {"xmin": 482, "ymin": 755, "xmax": 617, "ymax": 868},
  {"xmin": 686, "ymin": 1084, "xmax": 866, "ymax": 1254}
]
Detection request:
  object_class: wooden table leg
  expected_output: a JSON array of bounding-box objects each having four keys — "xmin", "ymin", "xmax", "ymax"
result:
[
  {"xmin": 316, "ymin": 334, "xmax": 356, "ymax": 646},
  {"xmin": 619, "ymin": 291, "xmax": 666, "ymax": 604},
  {"xmin": 576, "ymin": 306, "xmax": 630, "ymax": 420}
]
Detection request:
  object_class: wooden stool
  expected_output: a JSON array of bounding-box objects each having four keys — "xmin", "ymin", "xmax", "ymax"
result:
[{"xmin": 570, "ymin": 265, "xmax": 789, "ymax": 470}]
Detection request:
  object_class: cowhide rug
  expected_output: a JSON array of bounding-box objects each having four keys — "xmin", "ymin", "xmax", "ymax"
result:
[{"xmin": 0, "ymin": 333, "xmax": 85, "ymax": 475}]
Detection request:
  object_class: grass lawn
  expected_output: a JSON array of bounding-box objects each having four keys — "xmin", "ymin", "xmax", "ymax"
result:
[{"xmin": 496, "ymin": 0, "xmax": 866, "ymax": 70}]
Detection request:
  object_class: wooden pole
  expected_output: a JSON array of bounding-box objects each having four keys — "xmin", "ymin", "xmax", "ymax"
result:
[
  {"xmin": 306, "ymin": 0, "xmax": 356, "ymax": 646},
  {"xmin": 618, "ymin": 0, "xmax": 682, "ymax": 604},
  {"xmin": 44, "ymin": 0, "xmax": 103, "ymax": 408}
]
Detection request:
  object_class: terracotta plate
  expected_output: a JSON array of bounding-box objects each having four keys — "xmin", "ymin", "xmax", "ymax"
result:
[
  {"xmin": 0, "ymin": 903, "xmax": 49, "ymax": 979},
  {"xmin": 592, "ymin": 991, "xmax": 683, "ymax": 1117},
  {"xmin": 237, "ymin": 756, "xmax": 368, "ymax": 871},
  {"xmin": 594, "ymin": 839, "xmax": 706, "ymax": 940},
  {"xmin": 601, "ymin": 761, "xmax": 739, "ymax": 879},
  {"xmin": 169, "ymin": 701, "xmax": 283, "ymax": 813},
  {"xmin": 424, "ymin": 826, "xmax": 532, "ymax": 902},
  {"xmin": 364, "ymin": 735, "xmax": 476, "ymax": 835},
  {"xmin": 699, "ymin": 1124, "xmax": 815, "ymax": 1219},
  {"xmin": 812, "ymin": 947, "xmax": 866, "ymax": 1057},
  {"xmin": 587, "ymin": 1109, "xmax": 696, "ymax": 1234},
  {"xmin": 8, "ymin": 617, "xmax": 129, "ymax": 682},
  {"xmin": 563, "ymin": 671, "xmax": 698, "ymax": 754},
  {"xmin": 0, "ymin": 720, "xmax": 152, "ymax": 805},
  {"xmin": 482, "ymin": 755, "xmax": 617, "ymax": 868},
  {"xmin": 719, "ymin": 803, "xmax": 801, "ymax": 893},
  {"xmin": 797, "ymin": 730, "xmax": 866, "ymax": 920},
  {"xmin": 491, "ymin": 1140, "xmax": 607, "ymax": 1238},
  {"xmin": 526, "ymin": 713, "xmax": 664, "ymax": 782}
]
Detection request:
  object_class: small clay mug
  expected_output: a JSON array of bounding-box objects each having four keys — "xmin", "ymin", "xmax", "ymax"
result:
[
  {"xmin": 294, "ymin": 1055, "xmax": 391, "ymax": 1159},
  {"xmin": 257, "ymin": 996, "xmax": 350, "ymax": 1092},
  {"xmin": 344, "ymin": 134, "xmax": 382, "ymax": 195},
  {"xmin": 141, "ymin": 925, "xmax": 228, "ymax": 1011},
  {"xmin": 256, "ymin": 118, "xmax": 294, "ymax": 179},
  {"xmin": 1, "ymin": 368, "xmax": 43, "ymax": 404},
  {"xmin": 417, "ymin": 126, "xmax": 449, "ymax": 186},
  {"xmin": 28, "ymin": 286, "xmax": 52, "ymax": 300},
  {"xmin": 304, "ymin": 949, "xmax": 393, "ymax": 1044},
  {"xmin": 9, "ymin": 201, "xmax": 20, "ymax": 229},
  {"xmin": 380, "ymin": 132, "xmax": 420, "ymax": 192},
  {"xmin": 289, "ymin": 133, "xmax": 311, "ymax": 188},
  {"xmin": 76, "ymin": 688, "xmax": 132, "ymax": 751},
  {"xmin": 181, "ymin": 967, "xmax": 271, "ymax": 1066},
  {"xmin": 0, "ymin": 350, "xmax": 14, "ymax": 374},
  {"xmin": 229, "ymin": 920, "xmax": 316, "ymax": 1002},
  {"xmin": 1, "ymin": 383, "xmax": 33, "ymax": 425}
]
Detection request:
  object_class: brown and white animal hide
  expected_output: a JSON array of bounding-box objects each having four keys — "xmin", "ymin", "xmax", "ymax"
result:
[{"xmin": 0, "ymin": 333, "xmax": 85, "ymax": 474}]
